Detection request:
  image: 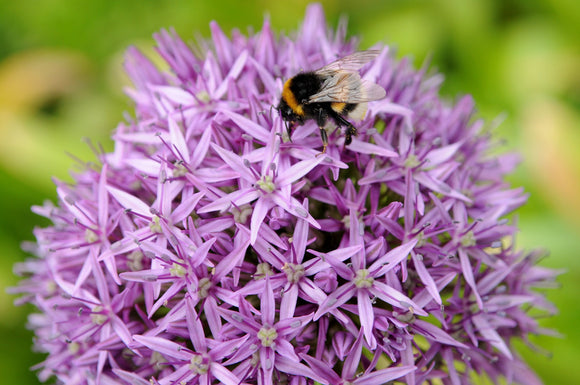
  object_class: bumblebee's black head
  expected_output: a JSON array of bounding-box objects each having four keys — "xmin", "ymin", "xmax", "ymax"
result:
[{"xmin": 277, "ymin": 98, "xmax": 303, "ymax": 125}]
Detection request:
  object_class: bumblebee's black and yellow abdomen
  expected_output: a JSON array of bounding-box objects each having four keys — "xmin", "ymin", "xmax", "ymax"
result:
[{"xmin": 330, "ymin": 102, "xmax": 358, "ymax": 115}]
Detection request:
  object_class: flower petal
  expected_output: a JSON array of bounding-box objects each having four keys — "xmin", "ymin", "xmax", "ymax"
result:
[
  {"xmin": 353, "ymin": 365, "xmax": 416, "ymax": 385},
  {"xmin": 107, "ymin": 186, "xmax": 151, "ymax": 218},
  {"xmin": 369, "ymin": 238, "xmax": 418, "ymax": 275},
  {"xmin": 132, "ymin": 335, "xmax": 191, "ymax": 361},
  {"xmin": 370, "ymin": 281, "xmax": 428, "ymax": 317},
  {"xmin": 357, "ymin": 290, "xmax": 376, "ymax": 348}
]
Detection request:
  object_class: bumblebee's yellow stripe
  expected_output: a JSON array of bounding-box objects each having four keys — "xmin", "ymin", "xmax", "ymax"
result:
[
  {"xmin": 331, "ymin": 102, "xmax": 346, "ymax": 114},
  {"xmin": 282, "ymin": 79, "xmax": 304, "ymax": 116}
]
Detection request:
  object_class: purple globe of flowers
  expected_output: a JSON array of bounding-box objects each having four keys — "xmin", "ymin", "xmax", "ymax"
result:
[{"xmin": 13, "ymin": 4, "xmax": 557, "ymax": 385}]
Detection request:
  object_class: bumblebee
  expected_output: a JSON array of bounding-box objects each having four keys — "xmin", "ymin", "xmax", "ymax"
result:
[{"xmin": 277, "ymin": 50, "xmax": 386, "ymax": 153}]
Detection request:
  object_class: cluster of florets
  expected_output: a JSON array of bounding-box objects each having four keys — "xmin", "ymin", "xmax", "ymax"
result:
[{"xmin": 13, "ymin": 4, "xmax": 556, "ymax": 385}]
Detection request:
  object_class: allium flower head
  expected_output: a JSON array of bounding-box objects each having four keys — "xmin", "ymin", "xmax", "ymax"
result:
[{"xmin": 13, "ymin": 4, "xmax": 558, "ymax": 385}]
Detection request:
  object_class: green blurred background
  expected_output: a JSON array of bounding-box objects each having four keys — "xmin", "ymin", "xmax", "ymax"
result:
[{"xmin": 1, "ymin": 0, "xmax": 578, "ymax": 384}]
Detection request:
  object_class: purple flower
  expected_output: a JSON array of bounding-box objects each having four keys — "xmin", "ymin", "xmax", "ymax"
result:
[{"xmin": 12, "ymin": 3, "xmax": 558, "ymax": 385}]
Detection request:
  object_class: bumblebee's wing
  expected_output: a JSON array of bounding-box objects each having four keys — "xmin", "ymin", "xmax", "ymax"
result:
[
  {"xmin": 307, "ymin": 71, "xmax": 386, "ymax": 103},
  {"xmin": 315, "ymin": 50, "xmax": 382, "ymax": 75}
]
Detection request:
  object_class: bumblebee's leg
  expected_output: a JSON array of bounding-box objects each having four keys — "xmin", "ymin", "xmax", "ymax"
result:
[
  {"xmin": 344, "ymin": 124, "xmax": 356, "ymax": 145},
  {"xmin": 331, "ymin": 111, "xmax": 357, "ymax": 146},
  {"xmin": 284, "ymin": 121, "xmax": 293, "ymax": 142},
  {"xmin": 316, "ymin": 107, "xmax": 329, "ymax": 155},
  {"xmin": 318, "ymin": 126, "xmax": 328, "ymax": 155}
]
